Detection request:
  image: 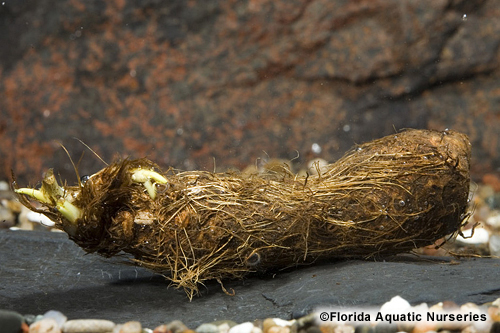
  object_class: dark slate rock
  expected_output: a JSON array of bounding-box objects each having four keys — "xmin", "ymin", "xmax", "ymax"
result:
[{"xmin": 1, "ymin": 230, "xmax": 499, "ymax": 329}]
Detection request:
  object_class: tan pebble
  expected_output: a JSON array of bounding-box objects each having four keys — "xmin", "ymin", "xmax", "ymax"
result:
[
  {"xmin": 0, "ymin": 204, "xmax": 15, "ymax": 228},
  {"xmin": 268, "ymin": 326, "xmax": 290, "ymax": 333},
  {"xmin": 29, "ymin": 318, "xmax": 61, "ymax": 333},
  {"xmin": 119, "ymin": 321, "xmax": 142, "ymax": 333},
  {"xmin": 319, "ymin": 325, "xmax": 334, "ymax": 333},
  {"xmin": 332, "ymin": 324, "xmax": 354, "ymax": 333},
  {"xmin": 263, "ymin": 319, "xmax": 275, "ymax": 333},
  {"xmin": 62, "ymin": 319, "xmax": 115, "ymax": 332},
  {"xmin": 153, "ymin": 325, "xmax": 170, "ymax": 333},
  {"xmin": 461, "ymin": 325, "xmax": 478, "ymax": 333},
  {"xmin": 165, "ymin": 320, "xmax": 189, "ymax": 333},
  {"xmin": 441, "ymin": 301, "xmax": 459, "ymax": 311},
  {"xmin": 429, "ymin": 302, "xmax": 444, "ymax": 312},
  {"xmin": 412, "ymin": 320, "xmax": 438, "ymax": 333},
  {"xmin": 488, "ymin": 305, "xmax": 500, "ymax": 321},
  {"xmin": 263, "ymin": 318, "xmax": 294, "ymax": 333},
  {"xmin": 17, "ymin": 206, "xmax": 34, "ymax": 230}
]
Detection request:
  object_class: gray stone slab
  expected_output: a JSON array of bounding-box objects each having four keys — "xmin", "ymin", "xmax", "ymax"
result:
[{"xmin": 1, "ymin": 230, "xmax": 499, "ymax": 329}]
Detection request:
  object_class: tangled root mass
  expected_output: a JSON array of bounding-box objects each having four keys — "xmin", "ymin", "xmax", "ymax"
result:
[{"xmin": 15, "ymin": 129, "xmax": 471, "ymax": 298}]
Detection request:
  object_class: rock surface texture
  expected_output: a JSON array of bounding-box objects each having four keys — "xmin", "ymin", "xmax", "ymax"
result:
[{"xmin": 1, "ymin": 0, "xmax": 500, "ymax": 183}]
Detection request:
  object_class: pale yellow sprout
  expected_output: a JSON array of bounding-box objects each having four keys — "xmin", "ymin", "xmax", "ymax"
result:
[{"xmin": 130, "ymin": 168, "xmax": 168, "ymax": 199}]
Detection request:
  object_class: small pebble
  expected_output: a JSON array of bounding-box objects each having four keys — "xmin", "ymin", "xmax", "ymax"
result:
[
  {"xmin": 460, "ymin": 302, "xmax": 480, "ymax": 313},
  {"xmin": 428, "ymin": 302, "xmax": 444, "ymax": 313},
  {"xmin": 0, "ymin": 180, "xmax": 9, "ymax": 191},
  {"xmin": 229, "ymin": 322, "xmax": 254, "ymax": 333},
  {"xmin": 24, "ymin": 314, "xmax": 38, "ymax": 326},
  {"xmin": 196, "ymin": 323, "xmax": 219, "ymax": 333},
  {"xmin": 29, "ymin": 318, "xmax": 61, "ymax": 333},
  {"xmin": 412, "ymin": 320, "xmax": 438, "ymax": 333},
  {"xmin": 0, "ymin": 309, "xmax": 26, "ymax": 333},
  {"xmin": 217, "ymin": 323, "xmax": 232, "ymax": 333},
  {"xmin": 0, "ymin": 204, "xmax": 15, "ymax": 228},
  {"xmin": 153, "ymin": 325, "xmax": 169, "ymax": 333},
  {"xmin": 229, "ymin": 322, "xmax": 262, "ymax": 333},
  {"xmin": 164, "ymin": 320, "xmax": 189, "ymax": 333},
  {"xmin": 263, "ymin": 319, "xmax": 275, "ymax": 333},
  {"xmin": 116, "ymin": 321, "xmax": 142, "ymax": 333},
  {"xmin": 486, "ymin": 214, "xmax": 500, "ymax": 229},
  {"xmin": 489, "ymin": 234, "xmax": 500, "ymax": 256},
  {"xmin": 210, "ymin": 320, "xmax": 237, "ymax": 333},
  {"xmin": 267, "ymin": 327, "xmax": 289, "ymax": 333},
  {"xmin": 488, "ymin": 305, "xmax": 500, "ymax": 322},
  {"xmin": 62, "ymin": 319, "xmax": 115, "ymax": 333},
  {"xmin": 320, "ymin": 324, "xmax": 355, "ymax": 333},
  {"xmin": 43, "ymin": 310, "xmax": 67, "ymax": 327},
  {"xmin": 486, "ymin": 193, "xmax": 500, "ymax": 210},
  {"xmin": 380, "ymin": 296, "xmax": 411, "ymax": 313}
]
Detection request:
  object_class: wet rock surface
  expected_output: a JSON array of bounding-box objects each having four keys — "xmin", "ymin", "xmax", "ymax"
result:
[
  {"xmin": 1, "ymin": 230, "xmax": 499, "ymax": 329},
  {"xmin": 1, "ymin": 0, "xmax": 500, "ymax": 185}
]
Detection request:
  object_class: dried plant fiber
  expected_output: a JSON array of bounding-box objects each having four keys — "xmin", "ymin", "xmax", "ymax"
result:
[{"xmin": 15, "ymin": 129, "xmax": 471, "ymax": 298}]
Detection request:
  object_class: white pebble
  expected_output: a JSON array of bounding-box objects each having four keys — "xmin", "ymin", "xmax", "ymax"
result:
[
  {"xmin": 411, "ymin": 302, "xmax": 429, "ymax": 313},
  {"xmin": 29, "ymin": 318, "xmax": 61, "ymax": 333},
  {"xmin": 486, "ymin": 214, "xmax": 500, "ymax": 229},
  {"xmin": 489, "ymin": 234, "xmax": 500, "ymax": 256},
  {"xmin": 380, "ymin": 295, "xmax": 411, "ymax": 313},
  {"xmin": 0, "ymin": 180, "xmax": 9, "ymax": 191},
  {"xmin": 229, "ymin": 322, "xmax": 262, "ymax": 333},
  {"xmin": 43, "ymin": 310, "xmax": 67, "ymax": 327},
  {"xmin": 456, "ymin": 227, "xmax": 490, "ymax": 245},
  {"xmin": 251, "ymin": 327, "xmax": 262, "ymax": 333},
  {"xmin": 196, "ymin": 323, "xmax": 219, "ymax": 333},
  {"xmin": 62, "ymin": 319, "xmax": 115, "ymax": 333},
  {"xmin": 270, "ymin": 319, "xmax": 293, "ymax": 327},
  {"xmin": 217, "ymin": 323, "xmax": 232, "ymax": 333},
  {"xmin": 115, "ymin": 321, "xmax": 141, "ymax": 333}
]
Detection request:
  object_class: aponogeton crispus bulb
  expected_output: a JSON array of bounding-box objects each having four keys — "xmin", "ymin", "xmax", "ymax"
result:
[{"xmin": 14, "ymin": 129, "xmax": 471, "ymax": 298}]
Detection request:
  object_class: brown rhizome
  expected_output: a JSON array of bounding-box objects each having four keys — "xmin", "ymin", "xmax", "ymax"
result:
[{"xmin": 14, "ymin": 129, "xmax": 471, "ymax": 299}]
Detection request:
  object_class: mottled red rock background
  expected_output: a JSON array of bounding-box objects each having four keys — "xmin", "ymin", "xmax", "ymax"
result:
[{"xmin": 1, "ymin": 0, "xmax": 500, "ymax": 185}]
